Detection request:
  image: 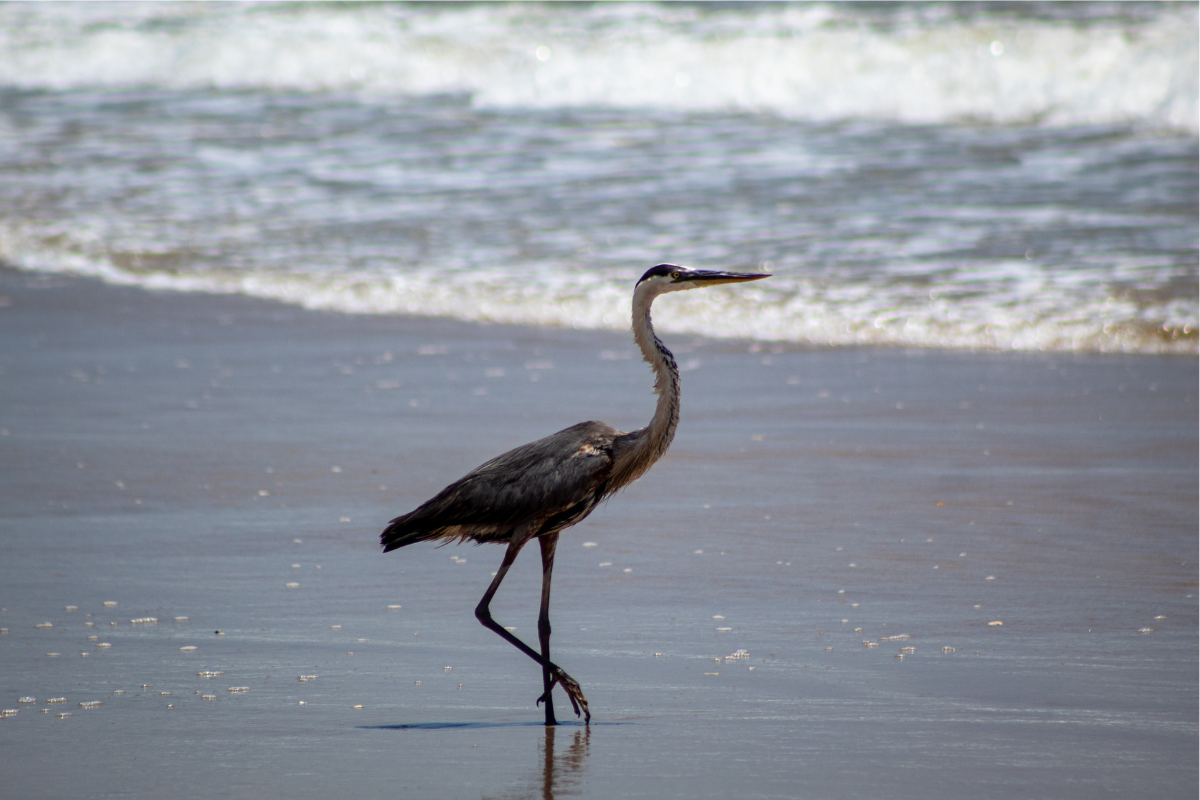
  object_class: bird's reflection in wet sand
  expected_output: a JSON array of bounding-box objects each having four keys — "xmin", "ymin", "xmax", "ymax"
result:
[
  {"xmin": 486, "ymin": 725, "xmax": 590, "ymax": 800},
  {"xmin": 541, "ymin": 726, "xmax": 590, "ymax": 799}
]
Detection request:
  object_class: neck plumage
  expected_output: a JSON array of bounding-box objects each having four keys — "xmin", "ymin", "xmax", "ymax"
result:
[{"xmin": 610, "ymin": 285, "xmax": 681, "ymax": 489}]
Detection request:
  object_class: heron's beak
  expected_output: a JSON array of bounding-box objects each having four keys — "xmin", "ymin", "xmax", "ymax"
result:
[{"xmin": 682, "ymin": 270, "xmax": 771, "ymax": 286}]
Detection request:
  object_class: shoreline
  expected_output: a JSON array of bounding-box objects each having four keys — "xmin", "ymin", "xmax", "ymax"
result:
[{"xmin": 4, "ymin": 262, "xmax": 1196, "ymax": 359}]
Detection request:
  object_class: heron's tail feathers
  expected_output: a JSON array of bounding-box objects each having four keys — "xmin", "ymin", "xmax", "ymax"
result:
[
  {"xmin": 380, "ymin": 512, "xmax": 438, "ymax": 552},
  {"xmin": 381, "ymin": 509, "xmax": 503, "ymax": 551}
]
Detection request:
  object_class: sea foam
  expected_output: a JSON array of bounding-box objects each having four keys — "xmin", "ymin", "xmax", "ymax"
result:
[{"xmin": 3, "ymin": 227, "xmax": 1192, "ymax": 355}]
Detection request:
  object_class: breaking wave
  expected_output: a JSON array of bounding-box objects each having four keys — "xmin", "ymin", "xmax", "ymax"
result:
[{"xmin": 0, "ymin": 2, "xmax": 1195, "ymax": 133}]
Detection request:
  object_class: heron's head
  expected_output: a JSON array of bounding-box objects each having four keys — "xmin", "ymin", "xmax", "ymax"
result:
[{"xmin": 635, "ymin": 264, "xmax": 770, "ymax": 296}]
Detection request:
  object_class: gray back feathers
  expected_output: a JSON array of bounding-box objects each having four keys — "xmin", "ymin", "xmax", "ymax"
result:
[{"xmin": 381, "ymin": 421, "xmax": 620, "ymax": 551}]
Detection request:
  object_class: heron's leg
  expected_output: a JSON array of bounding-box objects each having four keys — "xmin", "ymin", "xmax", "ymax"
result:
[
  {"xmin": 537, "ymin": 532, "xmax": 560, "ymax": 726},
  {"xmin": 475, "ymin": 530, "xmax": 590, "ymax": 722}
]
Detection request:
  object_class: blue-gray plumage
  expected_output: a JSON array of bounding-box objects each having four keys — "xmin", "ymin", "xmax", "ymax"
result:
[
  {"xmin": 381, "ymin": 264, "xmax": 769, "ymax": 724},
  {"xmin": 382, "ymin": 421, "xmax": 617, "ymax": 549}
]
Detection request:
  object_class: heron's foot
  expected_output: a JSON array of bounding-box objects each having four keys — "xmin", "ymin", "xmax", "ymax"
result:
[{"xmin": 537, "ymin": 668, "xmax": 590, "ymax": 723}]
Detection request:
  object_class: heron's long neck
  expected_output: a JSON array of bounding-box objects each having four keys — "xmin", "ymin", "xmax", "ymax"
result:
[{"xmin": 611, "ymin": 287, "xmax": 680, "ymax": 487}]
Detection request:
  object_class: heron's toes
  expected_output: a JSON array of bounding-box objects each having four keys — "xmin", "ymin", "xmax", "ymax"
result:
[{"xmin": 537, "ymin": 669, "xmax": 591, "ymax": 723}]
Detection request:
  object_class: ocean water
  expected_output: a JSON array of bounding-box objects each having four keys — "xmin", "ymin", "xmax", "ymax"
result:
[{"xmin": 0, "ymin": 1, "xmax": 1195, "ymax": 353}]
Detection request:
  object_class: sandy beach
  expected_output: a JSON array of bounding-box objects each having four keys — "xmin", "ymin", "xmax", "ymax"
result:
[{"xmin": 0, "ymin": 267, "xmax": 1195, "ymax": 798}]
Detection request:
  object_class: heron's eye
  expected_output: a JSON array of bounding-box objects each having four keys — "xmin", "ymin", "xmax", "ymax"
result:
[{"xmin": 671, "ymin": 272, "xmax": 680, "ymax": 280}]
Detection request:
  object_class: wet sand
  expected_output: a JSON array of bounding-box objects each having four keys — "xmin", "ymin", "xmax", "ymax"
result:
[{"xmin": 1, "ymin": 267, "xmax": 1196, "ymax": 799}]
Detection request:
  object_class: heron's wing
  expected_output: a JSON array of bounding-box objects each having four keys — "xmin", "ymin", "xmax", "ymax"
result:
[{"xmin": 381, "ymin": 421, "xmax": 618, "ymax": 551}]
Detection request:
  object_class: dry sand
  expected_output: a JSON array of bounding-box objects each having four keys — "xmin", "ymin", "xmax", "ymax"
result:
[{"xmin": 1, "ymin": 267, "xmax": 1196, "ymax": 798}]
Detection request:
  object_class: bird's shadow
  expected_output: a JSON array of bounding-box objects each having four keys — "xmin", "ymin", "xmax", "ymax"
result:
[{"xmin": 361, "ymin": 720, "xmax": 626, "ymax": 730}]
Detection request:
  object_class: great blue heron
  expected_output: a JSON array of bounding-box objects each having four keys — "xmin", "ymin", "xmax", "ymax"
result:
[{"xmin": 381, "ymin": 264, "xmax": 769, "ymax": 724}]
